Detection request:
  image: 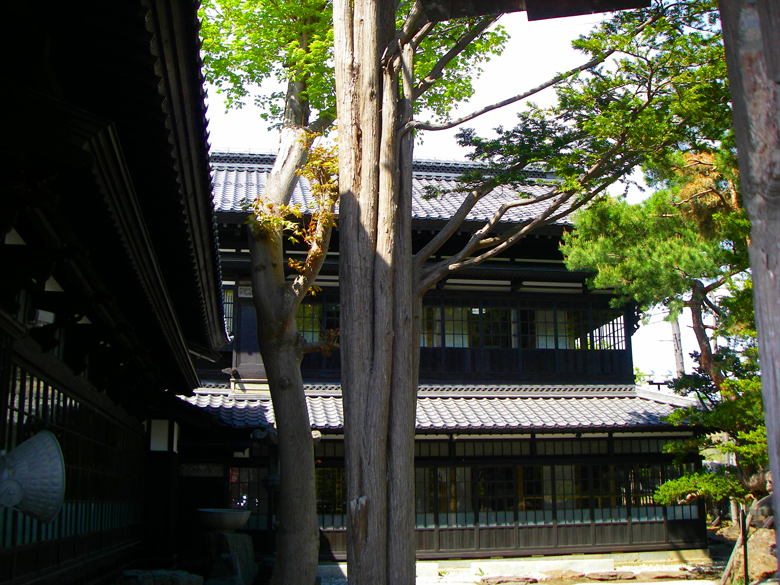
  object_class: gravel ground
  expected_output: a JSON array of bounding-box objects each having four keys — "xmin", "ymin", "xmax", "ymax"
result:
[{"xmin": 318, "ymin": 561, "xmax": 721, "ymax": 585}]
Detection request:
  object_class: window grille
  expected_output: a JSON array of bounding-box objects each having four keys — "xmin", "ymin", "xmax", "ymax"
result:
[
  {"xmin": 415, "ymin": 468, "xmax": 437, "ymax": 527},
  {"xmin": 592, "ymin": 464, "xmax": 629, "ymax": 522},
  {"xmin": 631, "ymin": 464, "xmax": 665, "ymax": 521},
  {"xmin": 592, "ymin": 311, "xmax": 626, "ymax": 350},
  {"xmin": 297, "ymin": 304, "xmax": 323, "ymax": 343},
  {"xmin": 229, "ymin": 467, "xmax": 270, "ymax": 530},
  {"xmin": 315, "ymin": 468, "xmax": 346, "ymax": 529},
  {"xmin": 437, "ymin": 466, "xmax": 474, "ymax": 527},
  {"xmin": 443, "ymin": 307, "xmax": 477, "ymax": 348},
  {"xmin": 297, "ymin": 297, "xmax": 339, "ymax": 344},
  {"xmin": 517, "ymin": 465, "xmax": 553, "ymax": 525},
  {"xmin": 555, "ymin": 465, "xmax": 591, "ymax": 524},
  {"xmin": 1, "ymin": 363, "xmax": 143, "ymax": 550},
  {"xmin": 476, "ymin": 466, "xmax": 515, "ymax": 526},
  {"xmin": 420, "ymin": 306, "xmax": 442, "ymax": 347},
  {"xmin": 481, "ymin": 308, "xmax": 515, "ymax": 349},
  {"xmin": 223, "ymin": 288, "xmax": 235, "ymax": 335}
]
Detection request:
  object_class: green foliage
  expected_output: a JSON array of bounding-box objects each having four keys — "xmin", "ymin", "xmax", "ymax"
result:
[
  {"xmin": 201, "ymin": 1, "xmax": 509, "ymax": 126},
  {"xmin": 561, "ymin": 191, "xmax": 746, "ymax": 311},
  {"xmin": 200, "ymin": 0, "xmax": 335, "ymax": 123},
  {"xmin": 289, "ymin": 138, "xmax": 339, "ymax": 282},
  {"xmin": 634, "ymin": 366, "xmax": 650, "ymax": 385},
  {"xmin": 244, "ymin": 198, "xmax": 304, "ymax": 241},
  {"xmin": 662, "ymin": 371, "xmax": 767, "ymax": 497},
  {"xmin": 456, "ymin": 0, "xmax": 730, "ymax": 201},
  {"xmin": 654, "ymin": 469, "xmax": 745, "ymax": 505},
  {"xmin": 411, "ymin": 16, "xmax": 509, "ymax": 120}
]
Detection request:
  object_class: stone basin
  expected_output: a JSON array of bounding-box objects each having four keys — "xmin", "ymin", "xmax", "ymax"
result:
[{"xmin": 197, "ymin": 508, "xmax": 251, "ymax": 532}]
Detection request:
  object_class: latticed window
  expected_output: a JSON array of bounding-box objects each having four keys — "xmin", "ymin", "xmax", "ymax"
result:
[
  {"xmin": 297, "ymin": 303, "xmax": 323, "ymax": 343},
  {"xmin": 475, "ymin": 466, "xmax": 515, "ymax": 526},
  {"xmin": 316, "ymin": 468, "xmax": 346, "ymax": 529},
  {"xmin": 415, "ymin": 468, "xmax": 437, "ymax": 527},
  {"xmin": 517, "ymin": 465, "xmax": 553, "ymax": 525},
  {"xmin": 631, "ymin": 464, "xmax": 665, "ymax": 521},
  {"xmin": 420, "ymin": 306, "xmax": 442, "ymax": 347},
  {"xmin": 481, "ymin": 308, "xmax": 515, "ymax": 349},
  {"xmin": 437, "ymin": 467, "xmax": 474, "ymax": 527},
  {"xmin": 591, "ymin": 464, "xmax": 629, "ymax": 522},
  {"xmin": 518, "ymin": 309, "xmax": 558, "ymax": 349},
  {"xmin": 229, "ymin": 467, "xmax": 270, "ymax": 529},
  {"xmin": 555, "ymin": 465, "xmax": 591, "ymax": 524},
  {"xmin": 222, "ymin": 287, "xmax": 235, "ymax": 335},
  {"xmin": 1, "ymin": 364, "xmax": 144, "ymax": 549},
  {"xmin": 443, "ymin": 307, "xmax": 478, "ymax": 348},
  {"xmin": 558, "ymin": 306, "xmax": 589, "ymax": 349},
  {"xmin": 592, "ymin": 310, "xmax": 626, "ymax": 350}
]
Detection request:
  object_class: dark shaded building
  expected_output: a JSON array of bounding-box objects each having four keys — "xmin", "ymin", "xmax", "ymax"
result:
[{"xmin": 1, "ymin": 1, "xmax": 228, "ymax": 582}]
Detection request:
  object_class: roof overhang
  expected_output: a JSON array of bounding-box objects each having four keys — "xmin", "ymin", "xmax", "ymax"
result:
[{"xmin": 419, "ymin": 0, "xmax": 650, "ymax": 21}]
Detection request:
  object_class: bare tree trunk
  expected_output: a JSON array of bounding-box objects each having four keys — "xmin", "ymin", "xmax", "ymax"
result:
[
  {"xmin": 387, "ymin": 57, "xmax": 418, "ymax": 583},
  {"xmin": 262, "ymin": 340, "xmax": 319, "ymax": 585},
  {"xmin": 720, "ymin": 507, "xmax": 754, "ymax": 585},
  {"xmin": 671, "ymin": 315, "xmax": 685, "ymax": 378},
  {"xmin": 720, "ymin": 0, "xmax": 780, "ymax": 571}
]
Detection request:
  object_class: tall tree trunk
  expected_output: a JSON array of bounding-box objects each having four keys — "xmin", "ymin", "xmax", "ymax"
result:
[
  {"xmin": 720, "ymin": 0, "xmax": 780, "ymax": 568},
  {"xmin": 388, "ymin": 46, "xmax": 417, "ymax": 583},
  {"xmin": 261, "ymin": 339, "xmax": 319, "ymax": 585},
  {"xmin": 334, "ymin": 1, "xmax": 415, "ymax": 584},
  {"xmin": 247, "ymin": 101, "xmax": 320, "ymax": 584},
  {"xmin": 248, "ymin": 221, "xmax": 320, "ymax": 585}
]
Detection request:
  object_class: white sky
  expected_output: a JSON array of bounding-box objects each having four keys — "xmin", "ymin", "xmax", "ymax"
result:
[{"xmin": 204, "ymin": 10, "xmax": 699, "ymax": 382}]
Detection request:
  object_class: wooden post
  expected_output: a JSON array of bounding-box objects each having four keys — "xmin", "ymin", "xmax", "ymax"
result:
[
  {"xmin": 719, "ymin": 2, "xmax": 780, "ymax": 572},
  {"xmin": 742, "ymin": 506, "xmax": 749, "ymax": 585}
]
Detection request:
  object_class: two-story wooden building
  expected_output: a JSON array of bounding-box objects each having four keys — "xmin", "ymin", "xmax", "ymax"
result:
[{"xmin": 180, "ymin": 152, "xmax": 706, "ymax": 562}]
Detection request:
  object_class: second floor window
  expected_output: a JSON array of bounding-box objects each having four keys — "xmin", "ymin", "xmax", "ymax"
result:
[
  {"xmin": 297, "ymin": 297, "xmax": 340, "ymax": 344},
  {"xmin": 300, "ymin": 297, "xmax": 626, "ymax": 352}
]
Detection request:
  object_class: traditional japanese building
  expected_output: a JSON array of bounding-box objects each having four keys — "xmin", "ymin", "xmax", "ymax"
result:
[
  {"xmin": 180, "ymin": 152, "xmax": 707, "ymax": 561},
  {"xmin": 1, "ymin": 1, "xmax": 228, "ymax": 582}
]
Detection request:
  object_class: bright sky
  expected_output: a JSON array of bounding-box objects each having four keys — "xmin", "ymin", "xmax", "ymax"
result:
[{"xmin": 204, "ymin": 10, "xmax": 699, "ymax": 382}]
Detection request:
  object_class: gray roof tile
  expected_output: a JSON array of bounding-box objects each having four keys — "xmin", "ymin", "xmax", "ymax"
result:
[
  {"xmin": 210, "ymin": 158, "xmax": 564, "ymax": 225},
  {"xmin": 181, "ymin": 389, "xmax": 682, "ymax": 432}
]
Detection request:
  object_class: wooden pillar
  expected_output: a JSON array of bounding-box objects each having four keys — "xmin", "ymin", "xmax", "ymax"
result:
[{"xmin": 719, "ymin": 0, "xmax": 780, "ymax": 566}]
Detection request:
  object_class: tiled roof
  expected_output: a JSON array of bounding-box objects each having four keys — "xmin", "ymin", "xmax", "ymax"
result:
[
  {"xmin": 181, "ymin": 388, "xmax": 683, "ymax": 432},
  {"xmin": 210, "ymin": 154, "xmax": 565, "ymax": 225}
]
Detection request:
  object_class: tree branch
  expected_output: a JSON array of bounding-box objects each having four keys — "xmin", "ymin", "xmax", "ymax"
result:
[
  {"xmin": 382, "ymin": 0, "xmax": 427, "ymax": 66},
  {"xmin": 408, "ymin": 10, "xmax": 661, "ymax": 134},
  {"xmin": 410, "ymin": 55, "xmax": 609, "ymax": 133},
  {"xmin": 412, "ymin": 182, "xmax": 495, "ymax": 275},
  {"xmin": 412, "ymin": 15, "xmax": 499, "ymax": 100},
  {"xmin": 417, "ymin": 193, "xmax": 569, "ymax": 293}
]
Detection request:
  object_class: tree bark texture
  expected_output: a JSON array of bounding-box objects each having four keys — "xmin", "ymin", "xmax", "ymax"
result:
[
  {"xmin": 720, "ymin": 0, "xmax": 780, "ymax": 567},
  {"xmin": 248, "ymin": 122, "xmax": 321, "ymax": 585},
  {"xmin": 334, "ymin": 1, "xmax": 416, "ymax": 583}
]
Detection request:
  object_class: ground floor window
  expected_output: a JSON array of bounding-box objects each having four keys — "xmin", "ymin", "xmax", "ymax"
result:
[
  {"xmin": 229, "ymin": 467, "xmax": 271, "ymax": 530},
  {"xmin": 412, "ymin": 462, "xmax": 697, "ymax": 528},
  {"xmin": 231, "ymin": 456, "xmax": 699, "ymax": 537},
  {"xmin": 316, "ymin": 468, "xmax": 346, "ymax": 529}
]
